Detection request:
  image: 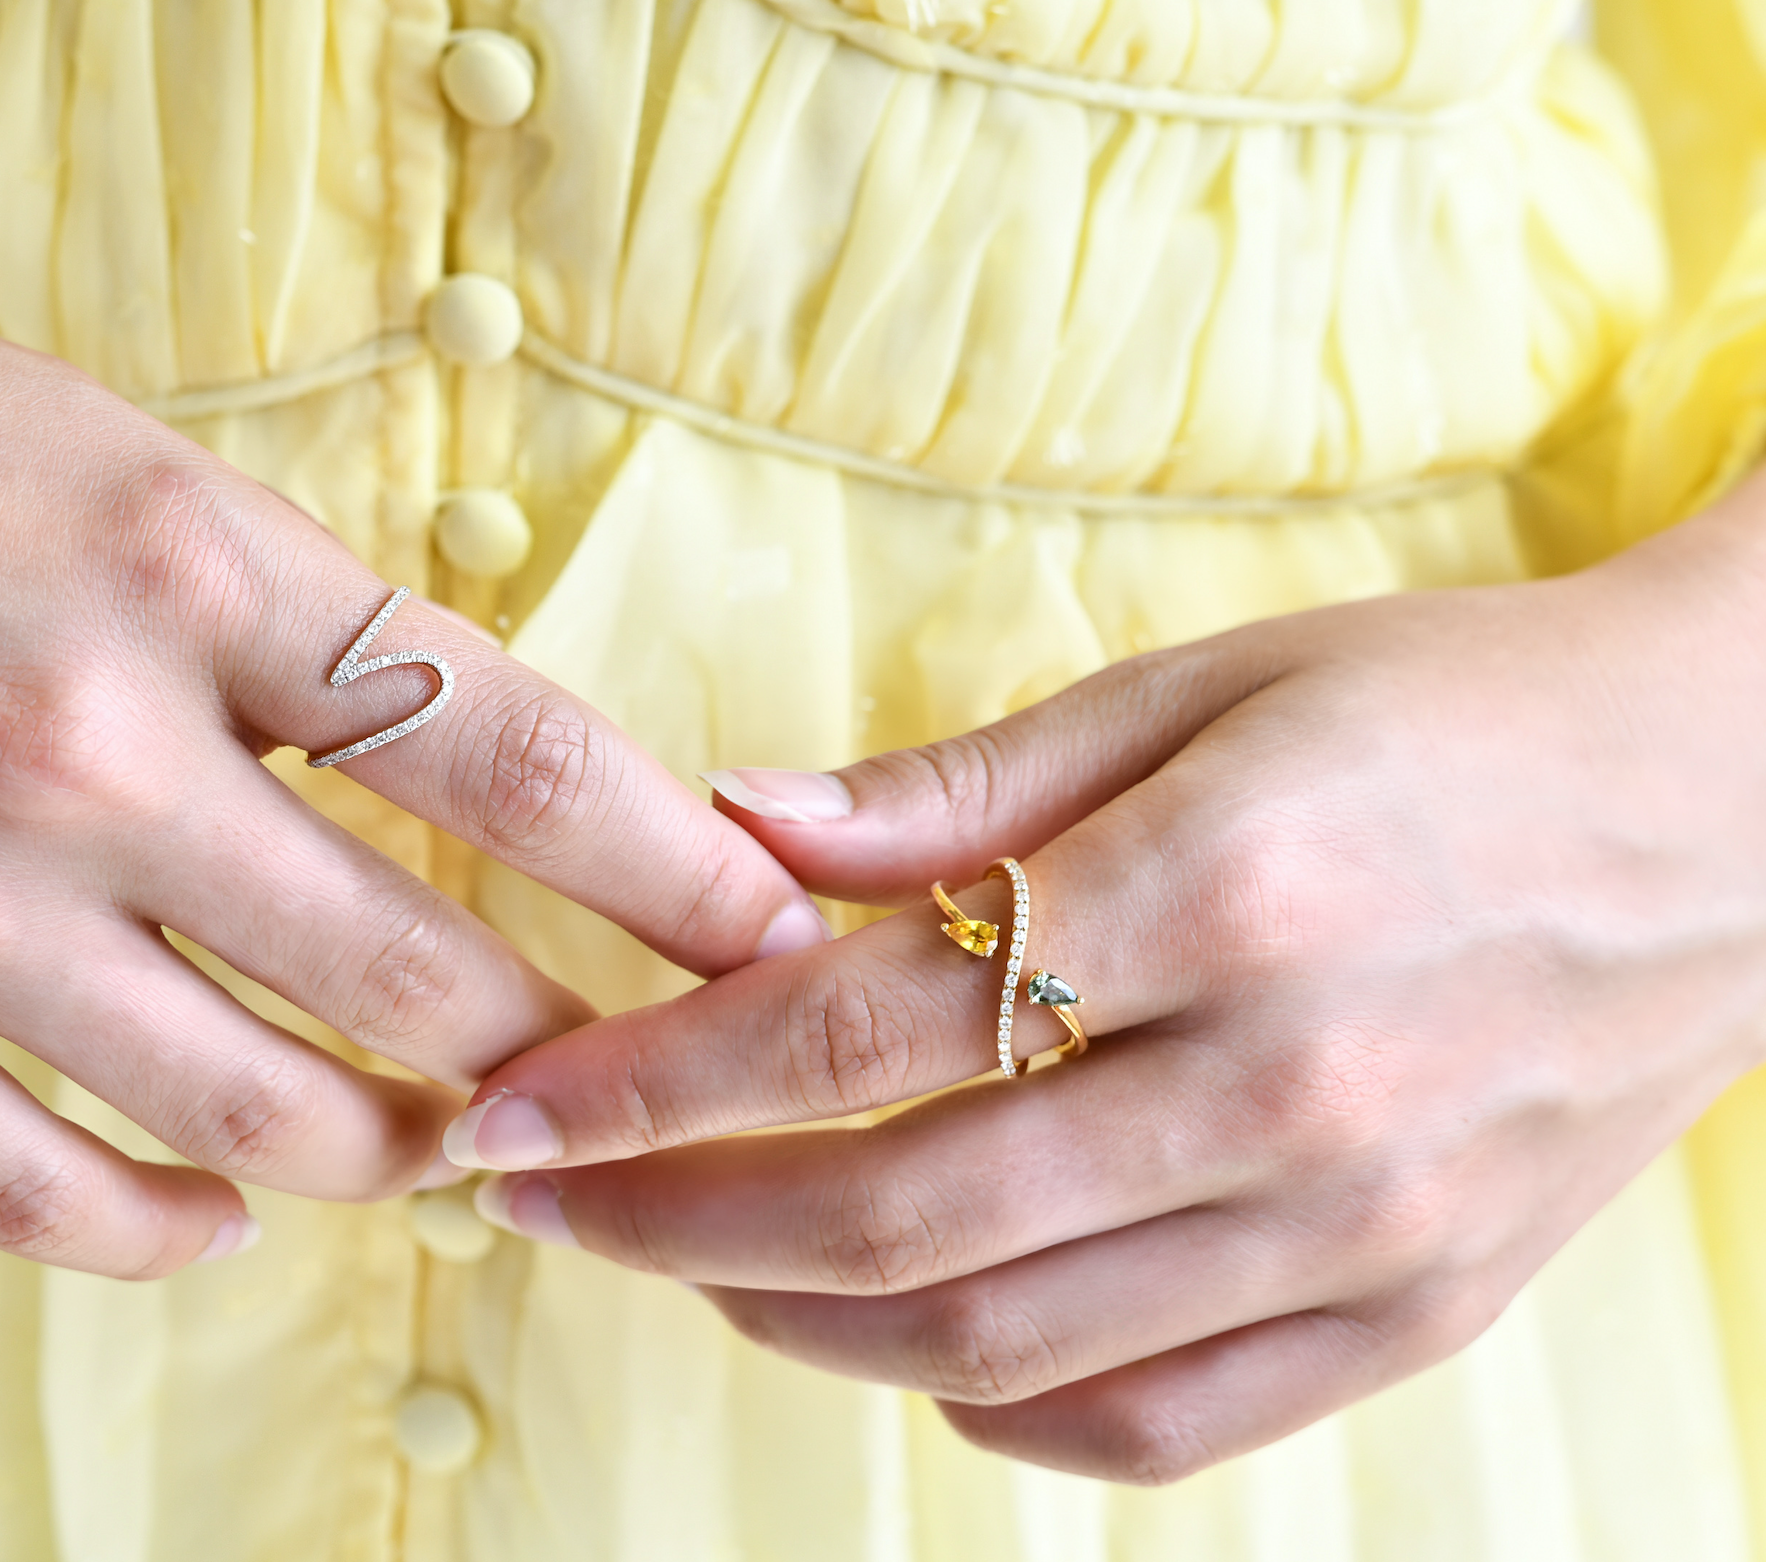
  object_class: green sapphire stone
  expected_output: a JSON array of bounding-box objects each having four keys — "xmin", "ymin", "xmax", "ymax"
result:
[{"xmin": 1027, "ymin": 970, "xmax": 1080, "ymax": 1007}]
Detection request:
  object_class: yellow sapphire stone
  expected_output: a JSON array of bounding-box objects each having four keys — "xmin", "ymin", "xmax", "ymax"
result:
[{"xmin": 941, "ymin": 919, "xmax": 999, "ymax": 958}]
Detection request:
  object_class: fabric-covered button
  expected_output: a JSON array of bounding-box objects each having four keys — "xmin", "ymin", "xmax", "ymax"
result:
[
  {"xmin": 410, "ymin": 1188, "xmax": 497, "ymax": 1264},
  {"xmin": 395, "ymin": 1386, "xmax": 482, "ymax": 1474},
  {"xmin": 440, "ymin": 31, "xmax": 536, "ymax": 127},
  {"xmin": 436, "ymin": 490, "xmax": 533, "ymax": 579},
  {"xmin": 426, "ymin": 274, "xmax": 523, "ymax": 367}
]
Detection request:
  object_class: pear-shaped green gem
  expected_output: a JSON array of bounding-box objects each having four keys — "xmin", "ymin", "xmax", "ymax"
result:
[{"xmin": 1027, "ymin": 970, "xmax": 1080, "ymax": 1007}]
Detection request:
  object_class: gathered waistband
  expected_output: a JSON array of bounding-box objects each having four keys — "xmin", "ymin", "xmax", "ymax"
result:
[
  {"xmin": 138, "ymin": 330, "xmax": 1502, "ymax": 518},
  {"xmin": 755, "ymin": 0, "xmax": 1576, "ymax": 132}
]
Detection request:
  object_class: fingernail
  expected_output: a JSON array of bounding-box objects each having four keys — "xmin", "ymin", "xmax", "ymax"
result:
[
  {"xmin": 442, "ymin": 1091, "xmax": 563, "ymax": 1171},
  {"xmin": 195, "ymin": 1212, "xmax": 262, "ymax": 1264},
  {"xmin": 755, "ymin": 899, "xmax": 833, "ymax": 960},
  {"xmin": 413, "ymin": 1147, "xmax": 473, "ymax": 1190},
  {"xmin": 700, "ymin": 768, "xmax": 853, "ymax": 824},
  {"xmin": 474, "ymin": 1174, "xmax": 580, "ymax": 1248},
  {"xmin": 441, "ymin": 1091, "xmax": 505, "ymax": 1168}
]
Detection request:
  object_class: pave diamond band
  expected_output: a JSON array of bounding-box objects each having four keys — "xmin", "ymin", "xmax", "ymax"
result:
[
  {"xmin": 991, "ymin": 859, "xmax": 1030, "ymax": 1079},
  {"xmin": 931, "ymin": 858, "xmax": 1087, "ymax": 1077},
  {"xmin": 307, "ymin": 587, "xmax": 456, "ymax": 769}
]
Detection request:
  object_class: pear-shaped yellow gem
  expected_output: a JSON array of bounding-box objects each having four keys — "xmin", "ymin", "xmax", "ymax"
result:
[{"xmin": 941, "ymin": 919, "xmax": 999, "ymax": 958}]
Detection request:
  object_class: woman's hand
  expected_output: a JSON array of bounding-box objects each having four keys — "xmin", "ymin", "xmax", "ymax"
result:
[
  {"xmin": 0, "ymin": 344, "xmax": 827, "ymax": 1279},
  {"xmin": 453, "ymin": 471, "xmax": 1766, "ymax": 1483}
]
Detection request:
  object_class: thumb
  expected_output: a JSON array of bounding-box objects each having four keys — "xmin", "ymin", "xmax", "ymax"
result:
[{"xmin": 703, "ymin": 634, "xmax": 1283, "ymax": 906}]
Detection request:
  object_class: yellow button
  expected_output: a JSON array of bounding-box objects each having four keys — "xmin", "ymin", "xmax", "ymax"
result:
[
  {"xmin": 426, "ymin": 273, "xmax": 523, "ymax": 367},
  {"xmin": 436, "ymin": 491, "xmax": 533, "ymax": 579},
  {"xmin": 394, "ymin": 1386, "xmax": 482, "ymax": 1475},
  {"xmin": 440, "ymin": 31, "xmax": 536, "ymax": 128},
  {"xmin": 410, "ymin": 1188, "xmax": 497, "ymax": 1264}
]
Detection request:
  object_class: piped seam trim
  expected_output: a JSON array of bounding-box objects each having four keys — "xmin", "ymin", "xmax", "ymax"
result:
[
  {"xmin": 518, "ymin": 333, "xmax": 1501, "ymax": 515},
  {"xmin": 753, "ymin": 0, "xmax": 1569, "ymax": 133},
  {"xmin": 136, "ymin": 329, "xmax": 1505, "ymax": 518}
]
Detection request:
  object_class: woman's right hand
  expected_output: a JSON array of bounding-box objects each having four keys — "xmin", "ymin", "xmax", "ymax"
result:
[{"xmin": 0, "ymin": 343, "xmax": 827, "ymax": 1279}]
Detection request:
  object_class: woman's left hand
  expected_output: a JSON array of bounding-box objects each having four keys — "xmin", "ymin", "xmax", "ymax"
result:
[{"xmin": 447, "ymin": 480, "xmax": 1766, "ymax": 1484}]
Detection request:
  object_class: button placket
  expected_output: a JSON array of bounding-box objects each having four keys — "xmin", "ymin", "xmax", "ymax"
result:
[
  {"xmin": 393, "ymin": 23, "xmax": 536, "ymax": 1530},
  {"xmin": 425, "ymin": 272, "xmax": 524, "ymax": 367},
  {"xmin": 395, "ymin": 1384, "xmax": 484, "ymax": 1475},
  {"xmin": 411, "ymin": 1185, "xmax": 499, "ymax": 1265},
  {"xmin": 431, "ymin": 15, "xmax": 533, "ymax": 620},
  {"xmin": 440, "ymin": 30, "xmax": 537, "ymax": 127},
  {"xmin": 436, "ymin": 489, "xmax": 533, "ymax": 578}
]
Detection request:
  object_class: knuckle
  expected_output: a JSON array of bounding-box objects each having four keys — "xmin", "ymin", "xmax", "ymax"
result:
[
  {"xmin": 919, "ymin": 1287, "xmax": 1064, "ymax": 1404},
  {"xmin": 590, "ymin": 1176, "xmax": 675, "ymax": 1273},
  {"xmin": 1292, "ymin": 1160, "xmax": 1457, "ymax": 1283},
  {"xmin": 0, "ymin": 678, "xmax": 132, "ymax": 814},
  {"xmin": 785, "ymin": 961, "xmax": 918, "ymax": 1115},
  {"xmin": 337, "ymin": 910, "xmax": 460, "ymax": 1049},
  {"xmin": 472, "ymin": 692, "xmax": 604, "ymax": 855},
  {"xmin": 1189, "ymin": 819, "xmax": 1306, "ymax": 968},
  {"xmin": 112, "ymin": 455, "xmax": 258, "ymax": 637},
  {"xmin": 648, "ymin": 828, "xmax": 750, "ymax": 955},
  {"xmin": 899, "ymin": 731, "xmax": 1009, "ymax": 825},
  {"xmin": 1109, "ymin": 1405, "xmax": 1225, "ymax": 1487},
  {"xmin": 1352, "ymin": 1178, "xmax": 1454, "ymax": 1273},
  {"xmin": 603, "ymin": 1057, "xmax": 667, "ymax": 1155},
  {"xmin": 818, "ymin": 1172, "xmax": 954, "ymax": 1293},
  {"xmin": 1242, "ymin": 1020, "xmax": 1399, "ymax": 1162},
  {"xmin": 1382, "ymin": 1276, "xmax": 1507, "ymax": 1369},
  {"xmin": 1430, "ymin": 1285, "xmax": 1507, "ymax": 1360},
  {"xmin": 0, "ymin": 1160, "xmax": 97, "ymax": 1261},
  {"xmin": 172, "ymin": 1058, "xmax": 317, "ymax": 1180}
]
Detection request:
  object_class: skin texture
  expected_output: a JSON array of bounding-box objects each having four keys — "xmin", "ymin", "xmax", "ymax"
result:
[
  {"xmin": 0, "ymin": 343, "xmax": 827, "ymax": 1279},
  {"xmin": 462, "ymin": 470, "xmax": 1766, "ymax": 1484}
]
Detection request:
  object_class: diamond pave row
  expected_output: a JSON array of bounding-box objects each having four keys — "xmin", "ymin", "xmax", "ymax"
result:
[
  {"xmin": 995, "ymin": 860, "xmax": 1029, "ymax": 1078},
  {"xmin": 307, "ymin": 586, "xmax": 457, "ymax": 769}
]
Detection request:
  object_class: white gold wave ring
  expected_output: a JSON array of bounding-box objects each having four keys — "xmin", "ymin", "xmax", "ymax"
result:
[{"xmin": 307, "ymin": 587, "xmax": 455, "ymax": 769}]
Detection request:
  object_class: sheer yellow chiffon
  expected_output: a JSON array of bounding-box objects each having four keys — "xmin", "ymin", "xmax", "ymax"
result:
[{"xmin": 1, "ymin": 0, "xmax": 1765, "ymax": 1556}]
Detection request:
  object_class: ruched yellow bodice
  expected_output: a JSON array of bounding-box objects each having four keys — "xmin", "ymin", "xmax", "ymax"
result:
[
  {"xmin": 812, "ymin": 0, "xmax": 1567, "ymax": 103},
  {"xmin": 0, "ymin": 0, "xmax": 1664, "ymax": 504},
  {"xmin": 4, "ymin": 2, "xmax": 1766, "ymax": 1560}
]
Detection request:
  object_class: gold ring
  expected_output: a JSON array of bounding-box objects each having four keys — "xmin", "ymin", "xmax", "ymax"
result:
[{"xmin": 932, "ymin": 858, "xmax": 1088, "ymax": 1077}]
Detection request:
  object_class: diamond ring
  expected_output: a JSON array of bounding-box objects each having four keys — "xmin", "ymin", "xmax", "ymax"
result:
[
  {"xmin": 931, "ymin": 859, "xmax": 1087, "ymax": 1076},
  {"xmin": 307, "ymin": 587, "xmax": 456, "ymax": 769}
]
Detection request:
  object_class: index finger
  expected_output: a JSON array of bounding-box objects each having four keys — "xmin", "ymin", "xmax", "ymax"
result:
[
  {"xmin": 442, "ymin": 792, "xmax": 1208, "ymax": 1170},
  {"xmin": 126, "ymin": 446, "xmax": 827, "ymax": 975}
]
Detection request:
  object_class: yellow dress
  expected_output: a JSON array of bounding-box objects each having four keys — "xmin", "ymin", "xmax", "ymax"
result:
[{"xmin": 2, "ymin": 0, "xmax": 1765, "ymax": 1556}]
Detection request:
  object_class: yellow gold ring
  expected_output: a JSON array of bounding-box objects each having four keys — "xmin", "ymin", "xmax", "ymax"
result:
[{"xmin": 932, "ymin": 858, "xmax": 1088, "ymax": 1077}]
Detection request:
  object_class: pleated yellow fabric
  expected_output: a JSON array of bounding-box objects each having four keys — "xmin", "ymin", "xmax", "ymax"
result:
[
  {"xmin": 3, "ymin": 0, "xmax": 1766, "ymax": 1557},
  {"xmin": 800, "ymin": 0, "xmax": 1570, "ymax": 104}
]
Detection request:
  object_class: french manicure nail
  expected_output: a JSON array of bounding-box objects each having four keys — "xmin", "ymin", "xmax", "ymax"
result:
[
  {"xmin": 196, "ymin": 1212, "xmax": 262, "ymax": 1264},
  {"xmin": 442, "ymin": 1090, "xmax": 563, "ymax": 1171},
  {"xmin": 700, "ymin": 768, "xmax": 853, "ymax": 824},
  {"xmin": 441, "ymin": 1092, "xmax": 506, "ymax": 1168},
  {"xmin": 474, "ymin": 1174, "xmax": 580, "ymax": 1247},
  {"xmin": 755, "ymin": 899, "xmax": 833, "ymax": 960}
]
